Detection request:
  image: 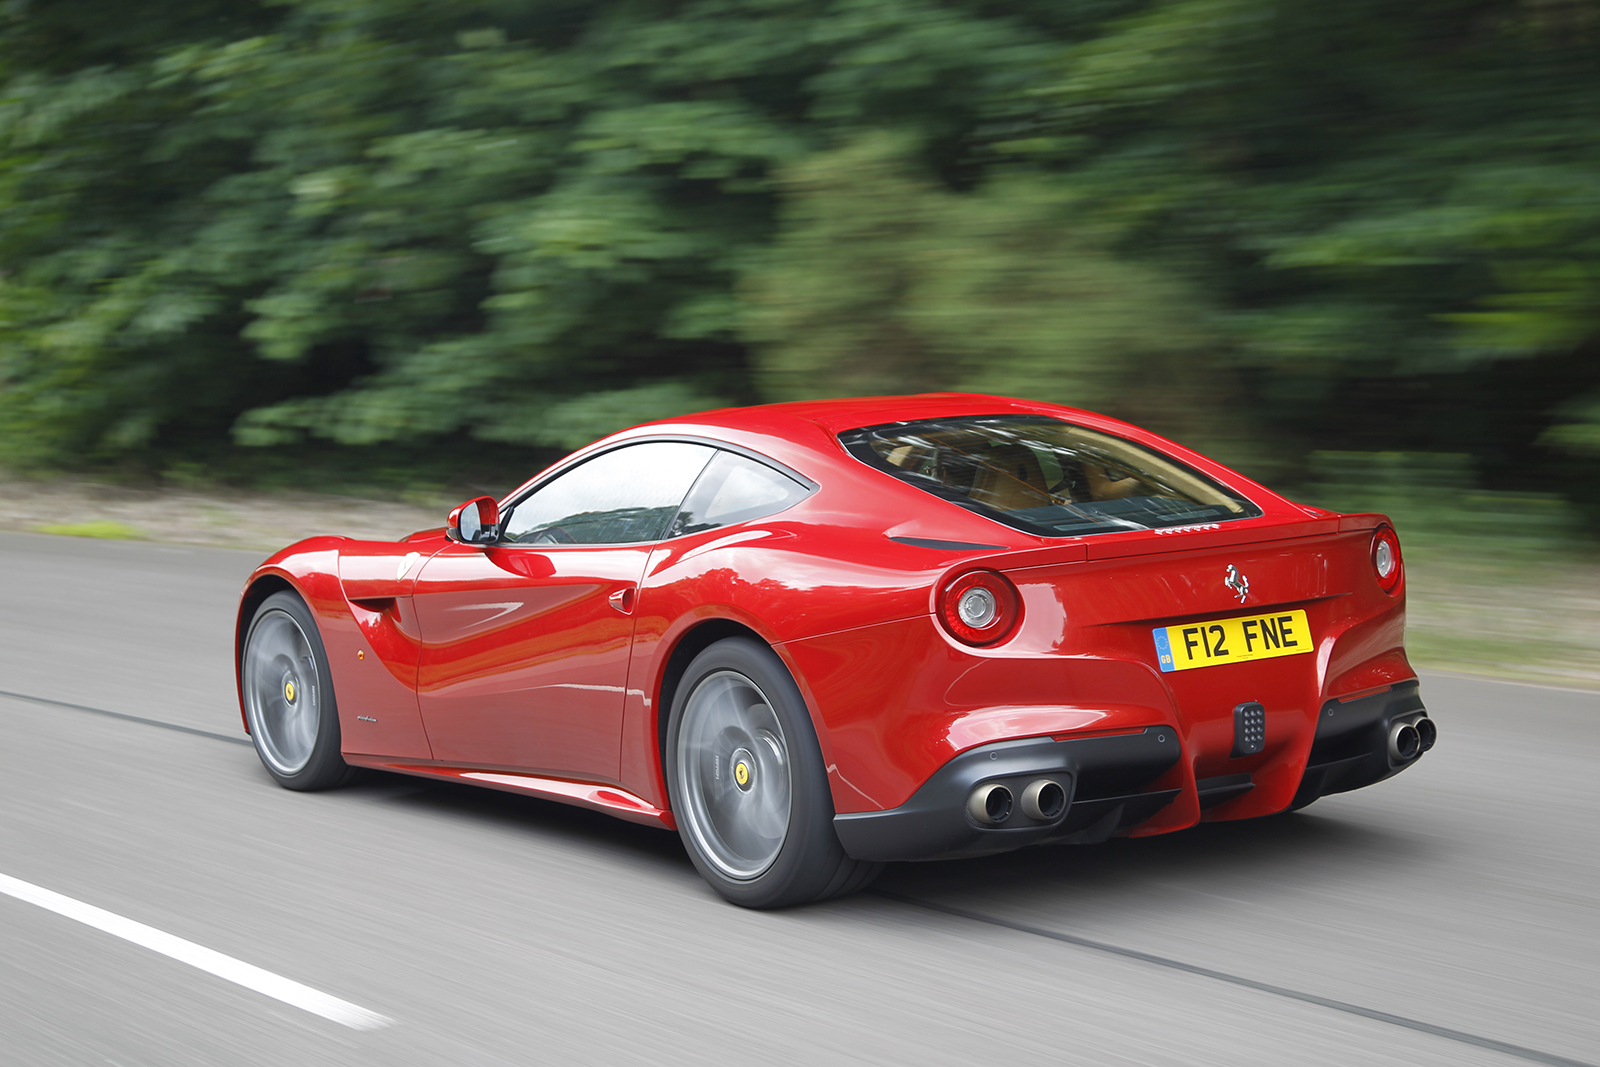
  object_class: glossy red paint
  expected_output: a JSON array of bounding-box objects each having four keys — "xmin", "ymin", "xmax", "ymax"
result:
[
  {"xmin": 411, "ymin": 541, "xmax": 648, "ymax": 779},
  {"xmin": 345, "ymin": 758, "xmax": 674, "ymax": 828},
  {"xmin": 236, "ymin": 393, "xmax": 1420, "ymax": 851}
]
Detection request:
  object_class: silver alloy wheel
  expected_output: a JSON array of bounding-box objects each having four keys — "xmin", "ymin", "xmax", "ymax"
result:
[
  {"xmin": 243, "ymin": 608, "xmax": 321, "ymax": 777},
  {"xmin": 676, "ymin": 669, "xmax": 793, "ymax": 880}
]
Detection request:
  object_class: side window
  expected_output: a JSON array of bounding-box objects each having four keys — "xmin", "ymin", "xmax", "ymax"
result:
[
  {"xmin": 502, "ymin": 442, "xmax": 716, "ymax": 545},
  {"xmin": 672, "ymin": 451, "xmax": 812, "ymax": 537}
]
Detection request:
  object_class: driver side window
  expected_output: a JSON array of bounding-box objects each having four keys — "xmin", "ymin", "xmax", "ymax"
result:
[{"xmin": 501, "ymin": 442, "xmax": 716, "ymax": 545}]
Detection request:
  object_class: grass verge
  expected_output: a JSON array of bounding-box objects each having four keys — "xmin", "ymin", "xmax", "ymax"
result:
[{"xmin": 32, "ymin": 520, "xmax": 145, "ymax": 540}]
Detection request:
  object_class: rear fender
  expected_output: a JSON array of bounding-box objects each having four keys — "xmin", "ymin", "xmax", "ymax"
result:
[{"xmin": 620, "ymin": 602, "xmax": 805, "ymax": 818}]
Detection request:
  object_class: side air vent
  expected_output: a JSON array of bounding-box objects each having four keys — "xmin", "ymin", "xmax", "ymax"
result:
[
  {"xmin": 889, "ymin": 536, "xmax": 1009, "ymax": 551},
  {"xmin": 1231, "ymin": 701, "xmax": 1266, "ymax": 758}
]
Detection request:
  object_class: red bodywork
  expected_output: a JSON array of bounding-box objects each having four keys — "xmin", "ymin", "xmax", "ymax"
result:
[{"xmin": 235, "ymin": 394, "xmax": 1413, "ymax": 839}]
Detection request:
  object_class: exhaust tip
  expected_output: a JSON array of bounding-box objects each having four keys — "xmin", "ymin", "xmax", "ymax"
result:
[
  {"xmin": 1021, "ymin": 779, "xmax": 1067, "ymax": 821},
  {"xmin": 1416, "ymin": 717, "xmax": 1437, "ymax": 753},
  {"xmin": 968, "ymin": 783, "xmax": 1014, "ymax": 825},
  {"xmin": 1389, "ymin": 721, "xmax": 1421, "ymax": 762}
]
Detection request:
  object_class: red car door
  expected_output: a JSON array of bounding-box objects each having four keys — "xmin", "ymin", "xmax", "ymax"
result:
[
  {"xmin": 412, "ymin": 441, "xmax": 715, "ymax": 781},
  {"xmin": 411, "ymin": 542, "xmax": 652, "ymax": 778}
]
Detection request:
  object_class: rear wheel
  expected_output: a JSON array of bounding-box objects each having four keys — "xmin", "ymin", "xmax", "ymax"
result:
[
  {"xmin": 241, "ymin": 590, "xmax": 355, "ymax": 791},
  {"xmin": 666, "ymin": 638, "xmax": 880, "ymax": 908}
]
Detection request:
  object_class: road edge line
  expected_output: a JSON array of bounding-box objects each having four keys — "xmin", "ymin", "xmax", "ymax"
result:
[{"xmin": 0, "ymin": 871, "xmax": 391, "ymax": 1031}]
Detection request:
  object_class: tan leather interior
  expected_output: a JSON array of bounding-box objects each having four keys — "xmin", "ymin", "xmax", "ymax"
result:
[
  {"xmin": 969, "ymin": 444, "xmax": 1051, "ymax": 510},
  {"xmin": 883, "ymin": 444, "xmax": 917, "ymax": 468},
  {"xmin": 1084, "ymin": 463, "xmax": 1143, "ymax": 500}
]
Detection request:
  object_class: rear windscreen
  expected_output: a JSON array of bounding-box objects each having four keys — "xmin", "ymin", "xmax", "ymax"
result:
[{"xmin": 839, "ymin": 415, "xmax": 1260, "ymax": 537}]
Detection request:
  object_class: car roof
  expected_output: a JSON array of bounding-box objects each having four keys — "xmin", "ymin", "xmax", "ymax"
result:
[
  {"xmin": 504, "ymin": 395, "xmax": 1071, "ymax": 501},
  {"xmin": 493, "ymin": 391, "xmax": 1300, "ymax": 540},
  {"xmin": 615, "ymin": 393, "xmax": 1156, "ymax": 463},
  {"xmin": 506, "ymin": 392, "xmax": 1274, "ymax": 517},
  {"xmin": 544, "ymin": 391, "xmax": 1191, "ymax": 468},
  {"xmin": 682, "ymin": 393, "xmax": 1094, "ymax": 435}
]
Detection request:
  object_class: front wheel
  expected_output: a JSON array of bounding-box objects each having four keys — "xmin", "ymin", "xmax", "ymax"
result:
[
  {"xmin": 666, "ymin": 638, "xmax": 880, "ymax": 908},
  {"xmin": 241, "ymin": 590, "xmax": 356, "ymax": 791}
]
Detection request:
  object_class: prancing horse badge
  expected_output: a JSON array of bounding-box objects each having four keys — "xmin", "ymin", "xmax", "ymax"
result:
[{"xmin": 1224, "ymin": 564, "xmax": 1250, "ymax": 603}]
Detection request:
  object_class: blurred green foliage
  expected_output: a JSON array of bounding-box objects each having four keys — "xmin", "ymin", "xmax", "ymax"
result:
[
  {"xmin": 0, "ymin": 0, "xmax": 1597, "ymax": 520},
  {"xmin": 1301, "ymin": 451, "xmax": 1586, "ymax": 559},
  {"xmin": 746, "ymin": 134, "xmax": 1214, "ymax": 410}
]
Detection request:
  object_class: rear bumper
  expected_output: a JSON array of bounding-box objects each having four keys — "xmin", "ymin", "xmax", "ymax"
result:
[
  {"xmin": 832, "ymin": 681, "xmax": 1435, "ymax": 863},
  {"xmin": 1291, "ymin": 681, "xmax": 1432, "ymax": 808},
  {"xmin": 833, "ymin": 728, "xmax": 1182, "ymax": 862}
]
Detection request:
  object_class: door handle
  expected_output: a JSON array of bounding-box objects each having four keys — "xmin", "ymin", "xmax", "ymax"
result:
[{"xmin": 608, "ymin": 587, "xmax": 636, "ymax": 615}]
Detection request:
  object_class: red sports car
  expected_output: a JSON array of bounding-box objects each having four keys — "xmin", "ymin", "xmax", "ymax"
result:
[{"xmin": 236, "ymin": 394, "xmax": 1434, "ymax": 907}]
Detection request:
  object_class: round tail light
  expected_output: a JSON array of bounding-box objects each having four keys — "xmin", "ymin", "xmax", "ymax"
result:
[
  {"xmin": 1372, "ymin": 525, "xmax": 1403, "ymax": 595},
  {"xmin": 939, "ymin": 570, "xmax": 1021, "ymax": 646}
]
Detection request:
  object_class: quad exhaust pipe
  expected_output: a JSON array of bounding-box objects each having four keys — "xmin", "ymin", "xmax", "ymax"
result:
[
  {"xmin": 1416, "ymin": 716, "xmax": 1437, "ymax": 753},
  {"xmin": 1389, "ymin": 716, "xmax": 1438, "ymax": 762},
  {"xmin": 1022, "ymin": 778, "xmax": 1068, "ymax": 820},
  {"xmin": 968, "ymin": 778, "xmax": 1067, "ymax": 825},
  {"xmin": 968, "ymin": 783, "xmax": 1013, "ymax": 824},
  {"xmin": 1388, "ymin": 720, "xmax": 1419, "ymax": 761}
]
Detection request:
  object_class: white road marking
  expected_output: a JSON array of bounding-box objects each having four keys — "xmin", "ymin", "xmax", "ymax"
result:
[{"xmin": 0, "ymin": 871, "xmax": 392, "ymax": 1031}]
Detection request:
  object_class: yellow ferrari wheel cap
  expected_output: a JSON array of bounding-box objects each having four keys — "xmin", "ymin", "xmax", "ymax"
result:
[
  {"xmin": 734, "ymin": 761, "xmax": 750, "ymax": 787},
  {"xmin": 284, "ymin": 680, "xmax": 297, "ymax": 703}
]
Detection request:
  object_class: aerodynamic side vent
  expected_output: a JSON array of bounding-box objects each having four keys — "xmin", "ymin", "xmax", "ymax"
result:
[
  {"xmin": 1231, "ymin": 701, "xmax": 1266, "ymax": 758},
  {"xmin": 888, "ymin": 536, "xmax": 1009, "ymax": 551}
]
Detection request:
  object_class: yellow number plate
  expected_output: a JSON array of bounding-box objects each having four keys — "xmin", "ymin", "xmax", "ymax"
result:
[{"xmin": 1153, "ymin": 609, "xmax": 1312, "ymax": 673}]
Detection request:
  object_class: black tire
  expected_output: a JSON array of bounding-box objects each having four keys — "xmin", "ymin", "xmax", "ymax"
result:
[
  {"xmin": 665, "ymin": 637, "xmax": 881, "ymax": 908},
  {"xmin": 240, "ymin": 590, "xmax": 356, "ymax": 792}
]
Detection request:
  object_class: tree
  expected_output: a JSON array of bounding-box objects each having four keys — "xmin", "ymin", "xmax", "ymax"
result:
[{"xmin": 1, "ymin": 0, "xmax": 1596, "ymax": 523}]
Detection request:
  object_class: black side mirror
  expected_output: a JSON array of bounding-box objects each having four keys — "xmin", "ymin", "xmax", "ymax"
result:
[{"xmin": 447, "ymin": 496, "xmax": 502, "ymax": 544}]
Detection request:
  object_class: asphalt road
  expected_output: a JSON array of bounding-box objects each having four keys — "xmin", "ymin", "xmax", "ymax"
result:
[{"xmin": 1, "ymin": 530, "xmax": 1596, "ymax": 1067}]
